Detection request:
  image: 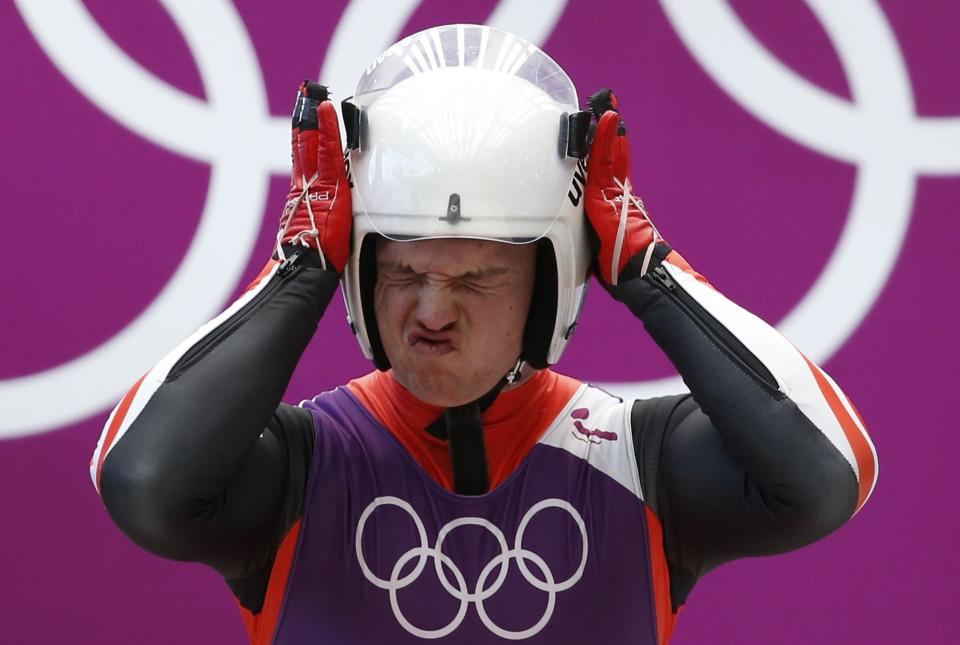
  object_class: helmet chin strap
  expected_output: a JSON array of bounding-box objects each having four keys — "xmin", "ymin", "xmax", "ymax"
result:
[
  {"xmin": 425, "ymin": 357, "xmax": 526, "ymax": 495},
  {"xmin": 505, "ymin": 356, "xmax": 525, "ymax": 385}
]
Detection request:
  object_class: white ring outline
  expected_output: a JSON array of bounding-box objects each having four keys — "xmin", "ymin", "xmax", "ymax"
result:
[
  {"xmin": 5, "ymin": 0, "xmax": 272, "ymax": 436},
  {"xmin": 355, "ymin": 496, "xmax": 429, "ymax": 589},
  {"xmin": 475, "ymin": 548, "xmax": 556, "ymax": 640},
  {"xmin": 434, "ymin": 517, "xmax": 510, "ymax": 602},
  {"xmin": 7, "ymin": 0, "xmax": 956, "ymax": 433},
  {"xmin": 515, "ymin": 498, "xmax": 588, "ymax": 592},
  {"xmin": 355, "ymin": 496, "xmax": 588, "ymax": 640},
  {"xmin": 389, "ymin": 547, "xmax": 471, "ymax": 639},
  {"xmin": 599, "ymin": 0, "xmax": 948, "ymax": 399}
]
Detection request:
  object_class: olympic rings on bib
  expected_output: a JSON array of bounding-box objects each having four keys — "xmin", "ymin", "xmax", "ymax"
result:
[{"xmin": 355, "ymin": 496, "xmax": 588, "ymax": 640}]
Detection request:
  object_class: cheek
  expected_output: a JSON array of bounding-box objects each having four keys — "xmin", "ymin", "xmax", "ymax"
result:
[
  {"xmin": 501, "ymin": 303, "xmax": 523, "ymax": 339},
  {"xmin": 481, "ymin": 293, "xmax": 531, "ymax": 345},
  {"xmin": 510, "ymin": 275, "xmax": 537, "ymax": 330},
  {"xmin": 373, "ymin": 287, "xmax": 402, "ymax": 339}
]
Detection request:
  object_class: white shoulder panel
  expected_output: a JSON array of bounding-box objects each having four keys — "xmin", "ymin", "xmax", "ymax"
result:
[{"xmin": 538, "ymin": 385, "xmax": 642, "ymax": 500}]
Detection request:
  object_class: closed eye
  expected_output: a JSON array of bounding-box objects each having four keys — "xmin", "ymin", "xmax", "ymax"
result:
[
  {"xmin": 377, "ymin": 267, "xmax": 421, "ymax": 286},
  {"xmin": 455, "ymin": 279, "xmax": 506, "ymax": 294},
  {"xmin": 378, "ymin": 263, "xmax": 513, "ymax": 293}
]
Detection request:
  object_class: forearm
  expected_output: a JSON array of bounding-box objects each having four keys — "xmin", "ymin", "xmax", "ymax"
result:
[
  {"xmin": 580, "ymin": 89, "xmax": 877, "ymax": 608},
  {"xmin": 618, "ymin": 250, "xmax": 877, "ymax": 572},
  {"xmin": 91, "ymin": 250, "xmax": 337, "ymax": 575}
]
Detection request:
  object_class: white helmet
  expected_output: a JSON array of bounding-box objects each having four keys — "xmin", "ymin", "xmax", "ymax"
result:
[{"xmin": 341, "ymin": 24, "xmax": 591, "ymax": 371}]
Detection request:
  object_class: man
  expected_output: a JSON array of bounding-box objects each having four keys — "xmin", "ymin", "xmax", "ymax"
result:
[{"xmin": 91, "ymin": 25, "xmax": 876, "ymax": 645}]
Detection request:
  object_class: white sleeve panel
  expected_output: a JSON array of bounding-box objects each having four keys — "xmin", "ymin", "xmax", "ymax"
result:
[
  {"xmin": 90, "ymin": 261, "xmax": 282, "ymax": 494},
  {"xmin": 662, "ymin": 262, "xmax": 876, "ymax": 510},
  {"xmin": 538, "ymin": 385, "xmax": 644, "ymax": 501}
]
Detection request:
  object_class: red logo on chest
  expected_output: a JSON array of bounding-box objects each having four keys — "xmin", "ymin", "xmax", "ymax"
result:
[{"xmin": 570, "ymin": 408, "xmax": 618, "ymax": 444}]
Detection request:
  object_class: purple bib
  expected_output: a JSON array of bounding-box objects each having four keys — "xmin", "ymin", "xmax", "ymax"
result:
[{"xmin": 270, "ymin": 385, "xmax": 661, "ymax": 644}]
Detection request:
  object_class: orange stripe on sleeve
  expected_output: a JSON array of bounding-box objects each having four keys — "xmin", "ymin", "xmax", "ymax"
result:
[
  {"xmin": 803, "ymin": 357, "xmax": 876, "ymax": 512},
  {"xmin": 95, "ymin": 373, "xmax": 147, "ymax": 492},
  {"xmin": 665, "ymin": 249, "xmax": 712, "ymax": 288},
  {"xmin": 245, "ymin": 259, "xmax": 280, "ymax": 294},
  {"xmin": 237, "ymin": 520, "xmax": 302, "ymax": 645},
  {"xmin": 644, "ymin": 507, "xmax": 678, "ymax": 645}
]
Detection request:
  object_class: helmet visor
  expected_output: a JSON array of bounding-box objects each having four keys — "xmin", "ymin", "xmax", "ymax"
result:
[{"xmin": 350, "ymin": 24, "xmax": 581, "ymax": 244}]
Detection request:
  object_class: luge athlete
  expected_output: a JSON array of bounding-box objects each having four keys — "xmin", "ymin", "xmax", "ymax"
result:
[{"xmin": 91, "ymin": 25, "xmax": 877, "ymax": 645}]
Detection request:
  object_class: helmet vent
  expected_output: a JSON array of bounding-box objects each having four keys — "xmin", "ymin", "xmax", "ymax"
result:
[{"xmin": 440, "ymin": 193, "xmax": 470, "ymax": 224}]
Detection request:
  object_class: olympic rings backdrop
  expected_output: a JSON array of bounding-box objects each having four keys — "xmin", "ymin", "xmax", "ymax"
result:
[{"xmin": 2, "ymin": 1, "xmax": 957, "ymax": 643}]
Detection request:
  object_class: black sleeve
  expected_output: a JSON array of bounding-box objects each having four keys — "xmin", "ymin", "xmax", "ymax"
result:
[
  {"xmin": 97, "ymin": 250, "xmax": 338, "ymax": 612},
  {"xmin": 615, "ymin": 265, "xmax": 860, "ymax": 610}
]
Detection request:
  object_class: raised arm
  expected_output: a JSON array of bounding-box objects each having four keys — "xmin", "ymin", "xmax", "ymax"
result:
[
  {"xmin": 584, "ymin": 90, "xmax": 877, "ymax": 609},
  {"xmin": 90, "ymin": 84, "xmax": 350, "ymax": 604}
]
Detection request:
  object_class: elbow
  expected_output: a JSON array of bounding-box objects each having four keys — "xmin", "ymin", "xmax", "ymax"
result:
[
  {"xmin": 771, "ymin": 394, "xmax": 878, "ymax": 540},
  {"xmin": 98, "ymin": 446, "xmax": 199, "ymax": 561},
  {"xmin": 802, "ymin": 461, "xmax": 860, "ymax": 542},
  {"xmin": 767, "ymin": 448, "xmax": 861, "ymax": 546}
]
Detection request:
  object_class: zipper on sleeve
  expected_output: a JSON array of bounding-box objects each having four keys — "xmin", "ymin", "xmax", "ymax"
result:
[
  {"xmin": 166, "ymin": 253, "xmax": 305, "ymax": 382},
  {"xmin": 648, "ymin": 265, "xmax": 782, "ymax": 396}
]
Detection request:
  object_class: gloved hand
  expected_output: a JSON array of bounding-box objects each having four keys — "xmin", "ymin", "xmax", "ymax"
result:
[
  {"xmin": 584, "ymin": 89, "xmax": 665, "ymax": 286},
  {"xmin": 277, "ymin": 81, "xmax": 352, "ymax": 273}
]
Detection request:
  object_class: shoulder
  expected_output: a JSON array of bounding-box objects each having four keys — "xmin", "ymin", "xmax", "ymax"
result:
[{"xmin": 537, "ymin": 382, "xmax": 643, "ymax": 498}]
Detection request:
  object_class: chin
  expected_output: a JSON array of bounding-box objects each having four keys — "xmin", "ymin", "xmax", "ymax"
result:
[
  {"xmin": 406, "ymin": 378, "xmax": 474, "ymax": 407},
  {"xmin": 399, "ymin": 366, "xmax": 494, "ymax": 407}
]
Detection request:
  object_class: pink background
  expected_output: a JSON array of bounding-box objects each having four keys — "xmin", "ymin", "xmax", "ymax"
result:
[{"xmin": 2, "ymin": 1, "xmax": 957, "ymax": 643}]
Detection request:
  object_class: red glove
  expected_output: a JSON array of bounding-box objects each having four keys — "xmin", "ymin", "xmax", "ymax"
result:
[
  {"xmin": 278, "ymin": 81, "xmax": 352, "ymax": 273},
  {"xmin": 584, "ymin": 89, "xmax": 664, "ymax": 286}
]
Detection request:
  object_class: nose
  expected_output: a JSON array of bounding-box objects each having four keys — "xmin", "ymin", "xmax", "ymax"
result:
[{"xmin": 415, "ymin": 284, "xmax": 458, "ymax": 332}]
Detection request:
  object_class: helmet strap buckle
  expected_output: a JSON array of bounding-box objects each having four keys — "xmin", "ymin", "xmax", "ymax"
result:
[{"xmin": 505, "ymin": 357, "xmax": 526, "ymax": 385}]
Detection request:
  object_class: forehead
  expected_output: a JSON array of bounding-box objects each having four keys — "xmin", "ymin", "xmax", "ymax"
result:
[{"xmin": 375, "ymin": 238, "xmax": 536, "ymax": 274}]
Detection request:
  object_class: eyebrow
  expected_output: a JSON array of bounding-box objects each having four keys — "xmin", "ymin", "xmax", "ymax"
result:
[{"xmin": 378, "ymin": 261, "xmax": 513, "ymax": 281}]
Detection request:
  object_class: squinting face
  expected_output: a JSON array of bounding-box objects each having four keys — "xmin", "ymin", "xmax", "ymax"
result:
[{"xmin": 374, "ymin": 238, "xmax": 538, "ymax": 407}]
